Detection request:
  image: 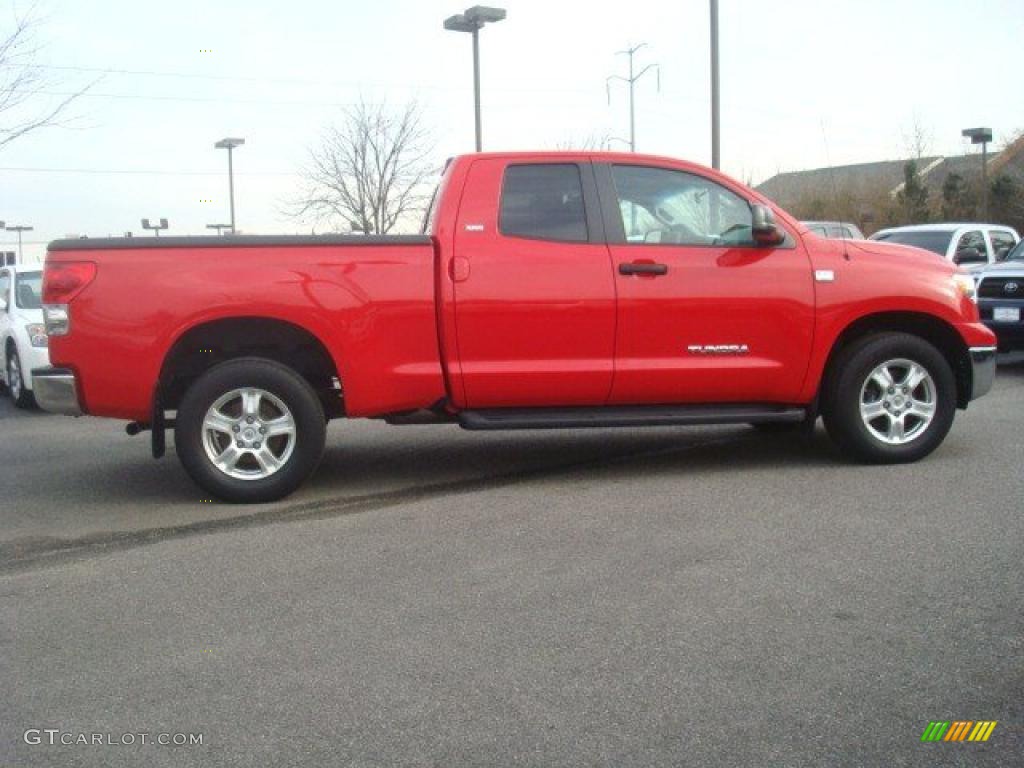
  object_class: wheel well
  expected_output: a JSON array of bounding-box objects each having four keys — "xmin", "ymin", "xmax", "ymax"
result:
[
  {"xmin": 821, "ymin": 312, "xmax": 972, "ymax": 409},
  {"xmin": 159, "ymin": 318, "xmax": 343, "ymax": 417}
]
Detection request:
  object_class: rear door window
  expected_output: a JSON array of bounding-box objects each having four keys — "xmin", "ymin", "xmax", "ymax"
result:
[{"xmin": 499, "ymin": 164, "xmax": 588, "ymax": 242}]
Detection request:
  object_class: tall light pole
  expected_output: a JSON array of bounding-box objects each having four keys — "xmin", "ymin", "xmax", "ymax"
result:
[
  {"xmin": 444, "ymin": 6, "xmax": 507, "ymax": 152},
  {"xmin": 141, "ymin": 218, "xmax": 169, "ymax": 237},
  {"xmin": 215, "ymin": 137, "xmax": 245, "ymax": 233},
  {"xmin": 6, "ymin": 225, "xmax": 33, "ymax": 263},
  {"xmin": 710, "ymin": 0, "xmax": 721, "ymax": 169},
  {"xmin": 607, "ymin": 44, "xmax": 660, "ymax": 153},
  {"xmin": 962, "ymin": 127, "xmax": 993, "ymax": 220}
]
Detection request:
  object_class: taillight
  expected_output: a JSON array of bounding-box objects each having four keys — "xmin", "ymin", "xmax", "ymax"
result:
[
  {"xmin": 42, "ymin": 261, "xmax": 96, "ymax": 337},
  {"xmin": 43, "ymin": 261, "xmax": 96, "ymax": 304}
]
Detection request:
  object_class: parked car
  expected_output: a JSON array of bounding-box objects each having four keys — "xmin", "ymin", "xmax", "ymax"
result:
[
  {"xmin": 976, "ymin": 239, "xmax": 1024, "ymax": 352},
  {"xmin": 802, "ymin": 221, "xmax": 865, "ymax": 239},
  {"xmin": 0, "ymin": 265, "xmax": 49, "ymax": 408},
  {"xmin": 869, "ymin": 223, "xmax": 1019, "ymax": 270},
  {"xmin": 34, "ymin": 151, "xmax": 996, "ymax": 502}
]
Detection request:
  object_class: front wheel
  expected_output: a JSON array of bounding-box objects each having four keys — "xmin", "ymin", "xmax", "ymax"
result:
[
  {"xmin": 7, "ymin": 348, "xmax": 36, "ymax": 409},
  {"xmin": 175, "ymin": 358, "xmax": 326, "ymax": 503},
  {"xmin": 822, "ymin": 333, "xmax": 956, "ymax": 464}
]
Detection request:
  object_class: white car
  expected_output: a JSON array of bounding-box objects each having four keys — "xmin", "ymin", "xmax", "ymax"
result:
[
  {"xmin": 0, "ymin": 265, "xmax": 50, "ymax": 408},
  {"xmin": 869, "ymin": 223, "xmax": 1020, "ymax": 270}
]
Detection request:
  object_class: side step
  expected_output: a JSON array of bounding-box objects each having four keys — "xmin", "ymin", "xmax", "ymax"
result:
[{"xmin": 458, "ymin": 404, "xmax": 807, "ymax": 431}]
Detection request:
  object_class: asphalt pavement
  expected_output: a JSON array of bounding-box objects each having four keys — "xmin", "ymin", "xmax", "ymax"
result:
[{"xmin": 2, "ymin": 360, "xmax": 1023, "ymax": 767}]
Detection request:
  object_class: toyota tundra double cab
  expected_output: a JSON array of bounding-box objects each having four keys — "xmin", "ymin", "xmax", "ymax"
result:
[{"xmin": 34, "ymin": 152, "xmax": 997, "ymax": 502}]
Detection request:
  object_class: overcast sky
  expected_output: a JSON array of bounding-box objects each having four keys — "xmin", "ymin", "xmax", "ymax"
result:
[{"xmin": 2, "ymin": 0, "xmax": 1022, "ymax": 261}]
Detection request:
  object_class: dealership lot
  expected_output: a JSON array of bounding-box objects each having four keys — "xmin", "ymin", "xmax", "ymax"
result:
[{"xmin": 2, "ymin": 360, "xmax": 1023, "ymax": 767}]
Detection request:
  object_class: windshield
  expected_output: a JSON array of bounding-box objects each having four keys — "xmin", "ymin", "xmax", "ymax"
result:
[
  {"xmin": 1004, "ymin": 240, "xmax": 1024, "ymax": 261},
  {"xmin": 15, "ymin": 272, "xmax": 43, "ymax": 309},
  {"xmin": 872, "ymin": 231, "xmax": 953, "ymax": 256}
]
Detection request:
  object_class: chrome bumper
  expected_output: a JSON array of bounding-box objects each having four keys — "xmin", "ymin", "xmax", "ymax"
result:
[
  {"xmin": 31, "ymin": 367, "xmax": 83, "ymax": 416},
  {"xmin": 968, "ymin": 346, "xmax": 997, "ymax": 401}
]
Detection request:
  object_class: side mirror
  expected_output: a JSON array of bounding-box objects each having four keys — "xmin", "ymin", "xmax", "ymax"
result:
[
  {"xmin": 751, "ymin": 204, "xmax": 785, "ymax": 247},
  {"xmin": 954, "ymin": 247, "xmax": 986, "ymax": 265}
]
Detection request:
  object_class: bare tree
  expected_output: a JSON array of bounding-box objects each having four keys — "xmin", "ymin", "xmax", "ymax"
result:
[
  {"xmin": 1, "ymin": 7, "xmax": 92, "ymax": 152},
  {"xmin": 901, "ymin": 113, "xmax": 933, "ymax": 161},
  {"xmin": 294, "ymin": 100, "xmax": 436, "ymax": 235},
  {"xmin": 554, "ymin": 133, "xmax": 614, "ymax": 151}
]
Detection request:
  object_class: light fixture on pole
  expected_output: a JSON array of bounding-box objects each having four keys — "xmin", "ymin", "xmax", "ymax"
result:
[
  {"xmin": 214, "ymin": 137, "xmax": 245, "ymax": 233},
  {"xmin": 962, "ymin": 127, "xmax": 993, "ymax": 220},
  {"xmin": 5, "ymin": 224, "xmax": 33, "ymax": 263},
  {"xmin": 443, "ymin": 6, "xmax": 506, "ymax": 152},
  {"xmin": 141, "ymin": 218, "xmax": 169, "ymax": 237},
  {"xmin": 206, "ymin": 223, "xmax": 232, "ymax": 236},
  {"xmin": 606, "ymin": 43, "xmax": 660, "ymax": 153}
]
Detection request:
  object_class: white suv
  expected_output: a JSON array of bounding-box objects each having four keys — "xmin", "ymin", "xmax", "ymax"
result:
[
  {"xmin": 869, "ymin": 224, "xmax": 1020, "ymax": 270},
  {"xmin": 0, "ymin": 265, "xmax": 50, "ymax": 408}
]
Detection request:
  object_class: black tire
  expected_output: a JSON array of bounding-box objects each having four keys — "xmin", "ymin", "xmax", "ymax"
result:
[
  {"xmin": 7, "ymin": 347, "xmax": 36, "ymax": 409},
  {"xmin": 822, "ymin": 333, "xmax": 955, "ymax": 464},
  {"xmin": 175, "ymin": 358, "xmax": 326, "ymax": 503}
]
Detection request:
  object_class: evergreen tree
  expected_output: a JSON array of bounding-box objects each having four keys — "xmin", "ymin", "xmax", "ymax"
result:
[{"xmin": 896, "ymin": 161, "xmax": 930, "ymax": 224}]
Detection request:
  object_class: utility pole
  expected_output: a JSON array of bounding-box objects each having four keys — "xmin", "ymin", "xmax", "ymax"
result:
[
  {"xmin": 710, "ymin": 0, "xmax": 721, "ymax": 169},
  {"xmin": 5, "ymin": 225, "xmax": 33, "ymax": 263},
  {"xmin": 607, "ymin": 44, "xmax": 659, "ymax": 152}
]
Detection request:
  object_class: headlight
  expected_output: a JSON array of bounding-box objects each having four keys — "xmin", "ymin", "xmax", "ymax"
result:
[
  {"xmin": 26, "ymin": 323, "xmax": 49, "ymax": 348},
  {"xmin": 952, "ymin": 273, "xmax": 977, "ymax": 303}
]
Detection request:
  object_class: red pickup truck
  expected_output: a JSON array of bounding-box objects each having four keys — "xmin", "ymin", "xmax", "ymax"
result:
[{"xmin": 34, "ymin": 152, "xmax": 996, "ymax": 502}]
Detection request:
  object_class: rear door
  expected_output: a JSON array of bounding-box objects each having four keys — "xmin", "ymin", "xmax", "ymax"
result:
[
  {"xmin": 450, "ymin": 158, "xmax": 617, "ymax": 407},
  {"xmin": 596, "ymin": 162, "xmax": 815, "ymax": 404}
]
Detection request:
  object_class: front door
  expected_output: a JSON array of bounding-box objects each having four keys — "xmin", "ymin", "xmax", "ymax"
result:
[
  {"xmin": 598, "ymin": 163, "xmax": 815, "ymax": 405},
  {"xmin": 451, "ymin": 158, "xmax": 617, "ymax": 408}
]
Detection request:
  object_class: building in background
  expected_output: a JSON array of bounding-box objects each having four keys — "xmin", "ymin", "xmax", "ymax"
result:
[{"xmin": 757, "ymin": 135, "xmax": 1024, "ymax": 235}]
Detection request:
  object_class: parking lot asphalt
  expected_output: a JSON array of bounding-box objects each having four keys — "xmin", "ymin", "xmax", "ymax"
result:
[{"xmin": 2, "ymin": 360, "xmax": 1023, "ymax": 767}]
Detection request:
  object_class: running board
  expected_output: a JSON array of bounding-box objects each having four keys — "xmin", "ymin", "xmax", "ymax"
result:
[{"xmin": 458, "ymin": 404, "xmax": 807, "ymax": 431}]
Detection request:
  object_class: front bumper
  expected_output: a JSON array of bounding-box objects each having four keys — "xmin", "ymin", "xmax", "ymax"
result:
[
  {"xmin": 19, "ymin": 343, "xmax": 51, "ymax": 391},
  {"xmin": 31, "ymin": 367, "xmax": 83, "ymax": 416},
  {"xmin": 968, "ymin": 346, "xmax": 997, "ymax": 402}
]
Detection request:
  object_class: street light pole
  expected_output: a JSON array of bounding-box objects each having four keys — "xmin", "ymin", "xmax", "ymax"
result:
[
  {"xmin": 6, "ymin": 225, "xmax": 33, "ymax": 263},
  {"xmin": 472, "ymin": 26, "xmax": 482, "ymax": 152},
  {"xmin": 141, "ymin": 218, "xmax": 169, "ymax": 237},
  {"xmin": 962, "ymin": 127, "xmax": 993, "ymax": 220},
  {"xmin": 444, "ymin": 6, "xmax": 507, "ymax": 152},
  {"xmin": 607, "ymin": 44, "xmax": 659, "ymax": 153},
  {"xmin": 710, "ymin": 0, "xmax": 721, "ymax": 169},
  {"xmin": 215, "ymin": 137, "xmax": 245, "ymax": 233}
]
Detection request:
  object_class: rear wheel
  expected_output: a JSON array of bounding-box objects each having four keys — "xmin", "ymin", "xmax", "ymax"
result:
[
  {"xmin": 7, "ymin": 347, "xmax": 36, "ymax": 409},
  {"xmin": 822, "ymin": 333, "xmax": 955, "ymax": 463},
  {"xmin": 175, "ymin": 358, "xmax": 326, "ymax": 503}
]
